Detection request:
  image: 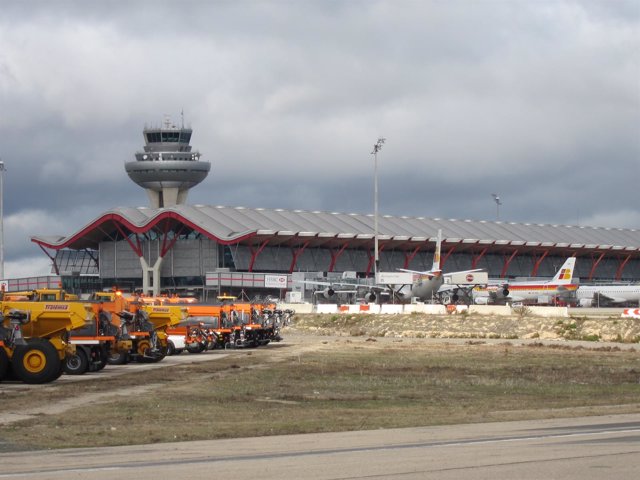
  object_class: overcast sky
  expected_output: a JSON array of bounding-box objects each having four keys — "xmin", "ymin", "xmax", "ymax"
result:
[{"xmin": 1, "ymin": 0, "xmax": 639, "ymax": 278}]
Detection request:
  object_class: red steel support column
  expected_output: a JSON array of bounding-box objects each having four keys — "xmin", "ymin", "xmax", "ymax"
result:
[
  {"xmin": 160, "ymin": 224, "xmax": 185, "ymax": 258},
  {"xmin": 531, "ymin": 250, "xmax": 549, "ymax": 277},
  {"xmin": 289, "ymin": 241, "xmax": 310, "ymax": 273},
  {"xmin": 365, "ymin": 252, "xmax": 374, "ymax": 276},
  {"xmin": 403, "ymin": 245, "xmax": 421, "ymax": 269},
  {"xmin": 366, "ymin": 243, "xmax": 386, "ymax": 275},
  {"xmin": 328, "ymin": 242, "xmax": 349, "ymax": 272},
  {"xmin": 441, "ymin": 245, "xmax": 456, "ymax": 270},
  {"xmin": 37, "ymin": 244, "xmax": 60, "ymax": 276},
  {"xmin": 615, "ymin": 254, "xmax": 631, "ymax": 281},
  {"xmin": 248, "ymin": 239, "xmax": 270, "ymax": 272},
  {"xmin": 587, "ymin": 252, "xmax": 606, "ymax": 281},
  {"xmin": 500, "ymin": 250, "xmax": 519, "ymax": 278},
  {"xmin": 471, "ymin": 247, "xmax": 488, "ymax": 269},
  {"xmin": 114, "ymin": 223, "xmax": 143, "ymax": 257}
]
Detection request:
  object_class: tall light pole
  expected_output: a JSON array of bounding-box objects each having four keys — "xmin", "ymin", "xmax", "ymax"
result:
[
  {"xmin": 372, "ymin": 137, "xmax": 385, "ymax": 280},
  {"xmin": 0, "ymin": 160, "xmax": 5, "ymax": 280},
  {"xmin": 491, "ymin": 193, "xmax": 502, "ymax": 221}
]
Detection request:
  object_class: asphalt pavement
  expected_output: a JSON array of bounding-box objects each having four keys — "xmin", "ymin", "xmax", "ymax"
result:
[{"xmin": 1, "ymin": 414, "xmax": 638, "ymax": 479}]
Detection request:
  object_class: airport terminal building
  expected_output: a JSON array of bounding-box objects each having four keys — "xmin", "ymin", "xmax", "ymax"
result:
[{"xmin": 27, "ymin": 121, "xmax": 640, "ymax": 299}]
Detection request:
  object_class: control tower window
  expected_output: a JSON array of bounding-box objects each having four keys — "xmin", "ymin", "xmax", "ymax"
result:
[
  {"xmin": 161, "ymin": 131, "xmax": 180, "ymax": 142},
  {"xmin": 146, "ymin": 132, "xmax": 162, "ymax": 143},
  {"xmin": 179, "ymin": 131, "xmax": 191, "ymax": 143}
]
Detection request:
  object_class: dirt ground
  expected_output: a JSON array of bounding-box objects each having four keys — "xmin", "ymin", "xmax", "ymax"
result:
[
  {"xmin": 290, "ymin": 311, "xmax": 640, "ymax": 343},
  {"xmin": 1, "ymin": 312, "xmax": 639, "ymax": 451}
]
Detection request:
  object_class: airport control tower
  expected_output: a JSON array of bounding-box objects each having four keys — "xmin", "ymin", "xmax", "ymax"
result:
[{"xmin": 125, "ymin": 116, "xmax": 211, "ymax": 208}]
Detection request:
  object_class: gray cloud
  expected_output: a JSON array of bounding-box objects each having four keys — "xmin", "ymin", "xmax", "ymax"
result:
[{"xmin": 0, "ymin": 0, "xmax": 638, "ymax": 277}]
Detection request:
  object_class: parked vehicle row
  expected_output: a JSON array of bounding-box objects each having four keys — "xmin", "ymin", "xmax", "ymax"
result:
[
  {"xmin": 166, "ymin": 304, "xmax": 295, "ymax": 355},
  {"xmin": 0, "ymin": 289, "xmax": 292, "ymax": 384}
]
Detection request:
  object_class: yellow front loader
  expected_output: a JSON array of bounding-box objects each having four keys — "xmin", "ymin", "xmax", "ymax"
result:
[{"xmin": 0, "ymin": 301, "xmax": 92, "ymax": 384}]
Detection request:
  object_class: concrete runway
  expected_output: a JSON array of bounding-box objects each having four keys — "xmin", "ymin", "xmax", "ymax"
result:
[{"xmin": 1, "ymin": 414, "xmax": 638, "ymax": 479}]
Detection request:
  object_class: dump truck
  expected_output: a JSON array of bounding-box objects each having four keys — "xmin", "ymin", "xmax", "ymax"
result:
[
  {"xmin": 3, "ymin": 289, "xmax": 79, "ymax": 301},
  {"xmin": 1, "ymin": 290, "xmax": 132, "ymax": 376},
  {"xmin": 0, "ymin": 301, "xmax": 92, "ymax": 384}
]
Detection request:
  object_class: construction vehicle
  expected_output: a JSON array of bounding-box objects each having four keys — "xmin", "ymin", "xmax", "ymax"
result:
[
  {"xmin": 257, "ymin": 306, "xmax": 292, "ymax": 344},
  {"xmin": 1, "ymin": 290, "xmax": 131, "ymax": 376},
  {"xmin": 0, "ymin": 301, "xmax": 92, "ymax": 384},
  {"xmin": 165, "ymin": 327, "xmax": 186, "ymax": 355},
  {"xmin": 193, "ymin": 302, "xmax": 279, "ymax": 349},
  {"xmin": 109, "ymin": 304, "xmax": 186, "ymax": 363},
  {"xmin": 167, "ymin": 305, "xmax": 221, "ymax": 353},
  {"xmin": 166, "ymin": 321, "xmax": 209, "ymax": 354},
  {"xmin": 228, "ymin": 302, "xmax": 272, "ymax": 348},
  {"xmin": 81, "ymin": 291, "xmax": 186, "ymax": 364},
  {"xmin": 165, "ymin": 300, "xmax": 289, "ymax": 353},
  {"xmin": 64, "ymin": 309, "xmax": 132, "ymax": 375},
  {"xmin": 3, "ymin": 289, "xmax": 79, "ymax": 301}
]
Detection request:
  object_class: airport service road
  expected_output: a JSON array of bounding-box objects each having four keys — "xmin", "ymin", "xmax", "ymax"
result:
[{"xmin": 1, "ymin": 414, "xmax": 638, "ymax": 480}]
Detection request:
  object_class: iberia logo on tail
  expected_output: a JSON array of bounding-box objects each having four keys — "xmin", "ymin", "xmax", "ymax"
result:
[{"xmin": 552, "ymin": 257, "xmax": 575, "ymax": 284}]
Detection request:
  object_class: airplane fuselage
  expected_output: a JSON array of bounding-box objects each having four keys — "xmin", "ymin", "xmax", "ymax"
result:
[
  {"xmin": 503, "ymin": 283, "xmax": 578, "ymax": 303},
  {"xmin": 576, "ymin": 285, "xmax": 640, "ymax": 306},
  {"xmin": 474, "ymin": 283, "xmax": 578, "ymax": 304},
  {"xmin": 396, "ymin": 274, "xmax": 444, "ymax": 302}
]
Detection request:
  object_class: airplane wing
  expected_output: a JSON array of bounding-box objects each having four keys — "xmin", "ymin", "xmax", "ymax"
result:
[
  {"xmin": 366, "ymin": 284, "xmax": 394, "ymax": 292},
  {"xmin": 591, "ymin": 292, "xmax": 625, "ymax": 304},
  {"xmin": 297, "ymin": 279, "xmax": 334, "ymax": 287},
  {"xmin": 296, "ymin": 280, "xmax": 358, "ymax": 297},
  {"xmin": 506, "ymin": 295, "xmax": 524, "ymax": 302},
  {"xmin": 442, "ymin": 268, "xmax": 484, "ymax": 278},
  {"xmin": 397, "ymin": 268, "xmax": 441, "ymax": 279},
  {"xmin": 313, "ymin": 288, "xmax": 358, "ymax": 295}
]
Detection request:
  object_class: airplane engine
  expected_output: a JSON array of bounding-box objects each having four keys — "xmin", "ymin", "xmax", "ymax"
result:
[
  {"xmin": 496, "ymin": 287, "xmax": 509, "ymax": 298},
  {"xmin": 579, "ymin": 298, "xmax": 593, "ymax": 308},
  {"xmin": 321, "ymin": 287, "xmax": 335, "ymax": 299},
  {"xmin": 363, "ymin": 291, "xmax": 377, "ymax": 303}
]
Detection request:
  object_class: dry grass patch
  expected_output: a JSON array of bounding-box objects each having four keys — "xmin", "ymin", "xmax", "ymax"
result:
[{"xmin": 1, "ymin": 338, "xmax": 639, "ymax": 451}]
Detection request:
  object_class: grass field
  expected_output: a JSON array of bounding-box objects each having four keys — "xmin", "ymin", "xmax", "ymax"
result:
[{"xmin": 1, "ymin": 333, "xmax": 639, "ymax": 451}]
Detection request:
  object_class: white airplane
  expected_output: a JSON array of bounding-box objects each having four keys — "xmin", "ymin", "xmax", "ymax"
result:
[
  {"xmin": 576, "ymin": 284, "xmax": 640, "ymax": 307},
  {"xmin": 395, "ymin": 230, "xmax": 485, "ymax": 303},
  {"xmin": 303, "ymin": 230, "xmax": 486, "ymax": 302},
  {"xmin": 301, "ymin": 230, "xmax": 485, "ymax": 303},
  {"xmin": 473, "ymin": 257, "xmax": 578, "ymax": 305}
]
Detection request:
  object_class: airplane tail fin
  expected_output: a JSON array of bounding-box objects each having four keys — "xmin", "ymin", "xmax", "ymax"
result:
[
  {"xmin": 431, "ymin": 229, "xmax": 442, "ymax": 272},
  {"xmin": 551, "ymin": 257, "xmax": 576, "ymax": 284}
]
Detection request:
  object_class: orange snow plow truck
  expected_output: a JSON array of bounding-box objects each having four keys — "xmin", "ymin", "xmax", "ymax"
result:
[{"xmin": 89, "ymin": 292, "xmax": 187, "ymax": 364}]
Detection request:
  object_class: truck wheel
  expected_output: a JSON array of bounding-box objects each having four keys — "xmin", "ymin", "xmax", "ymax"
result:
[
  {"xmin": 187, "ymin": 343, "xmax": 205, "ymax": 354},
  {"xmin": 96, "ymin": 349, "xmax": 109, "ymax": 371},
  {"xmin": 135, "ymin": 340, "xmax": 166, "ymax": 363},
  {"xmin": 12, "ymin": 339, "xmax": 61, "ymax": 384},
  {"xmin": 0, "ymin": 348, "xmax": 9, "ymax": 381},
  {"xmin": 108, "ymin": 351, "xmax": 129, "ymax": 365},
  {"xmin": 166, "ymin": 340, "xmax": 176, "ymax": 356},
  {"xmin": 53, "ymin": 362, "xmax": 65, "ymax": 381},
  {"xmin": 136, "ymin": 339, "xmax": 151, "ymax": 357},
  {"xmin": 64, "ymin": 349, "xmax": 89, "ymax": 375}
]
